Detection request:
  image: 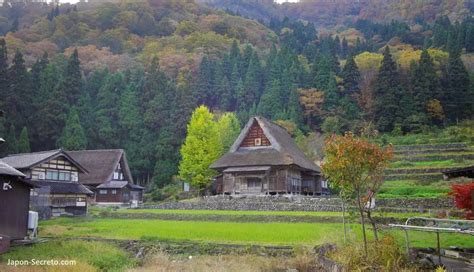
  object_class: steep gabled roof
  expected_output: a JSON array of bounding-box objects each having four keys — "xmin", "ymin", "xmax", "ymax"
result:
[
  {"xmin": 210, "ymin": 116, "xmax": 321, "ymax": 173},
  {"xmin": 1, "ymin": 149, "xmax": 88, "ymax": 173},
  {"xmin": 0, "ymin": 159, "xmax": 26, "ymax": 177},
  {"xmin": 67, "ymin": 149, "xmax": 134, "ymax": 185}
]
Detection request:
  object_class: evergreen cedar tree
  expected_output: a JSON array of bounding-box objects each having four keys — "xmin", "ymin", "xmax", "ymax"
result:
[
  {"xmin": 449, "ymin": 182, "xmax": 474, "ymax": 220},
  {"xmin": 0, "ymin": 10, "xmax": 473, "ymax": 189},
  {"xmin": 322, "ymin": 132, "xmax": 393, "ymax": 256}
]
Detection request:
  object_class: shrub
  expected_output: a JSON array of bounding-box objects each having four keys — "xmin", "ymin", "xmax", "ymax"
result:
[
  {"xmin": 449, "ymin": 182, "xmax": 474, "ymax": 219},
  {"xmin": 329, "ymin": 235, "xmax": 408, "ymax": 271}
]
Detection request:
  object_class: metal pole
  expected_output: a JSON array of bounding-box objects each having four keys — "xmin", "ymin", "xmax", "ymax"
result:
[
  {"xmin": 436, "ymin": 231, "xmax": 442, "ymax": 266},
  {"xmin": 404, "ymin": 229, "xmax": 410, "ymax": 255}
]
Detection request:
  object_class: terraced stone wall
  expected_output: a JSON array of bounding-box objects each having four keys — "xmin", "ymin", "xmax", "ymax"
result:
[{"xmin": 143, "ymin": 195, "xmax": 454, "ymax": 213}]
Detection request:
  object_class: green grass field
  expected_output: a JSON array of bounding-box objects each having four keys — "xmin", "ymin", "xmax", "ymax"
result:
[
  {"xmin": 379, "ymin": 180, "xmax": 450, "ymax": 199},
  {"xmin": 0, "ymin": 240, "xmax": 137, "ymax": 271},
  {"xmin": 39, "ymin": 217, "xmax": 474, "ymax": 248}
]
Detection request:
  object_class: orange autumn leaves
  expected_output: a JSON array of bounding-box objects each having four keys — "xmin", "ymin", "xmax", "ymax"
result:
[{"xmin": 321, "ymin": 132, "xmax": 393, "ymax": 194}]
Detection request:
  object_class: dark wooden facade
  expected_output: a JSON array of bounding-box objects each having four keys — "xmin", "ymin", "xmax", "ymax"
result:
[
  {"xmin": 240, "ymin": 121, "xmax": 271, "ymax": 147},
  {"xmin": 0, "ymin": 176, "xmax": 31, "ymax": 240},
  {"xmin": 95, "ymin": 186, "xmax": 142, "ymax": 204},
  {"xmin": 221, "ymin": 167, "xmax": 321, "ymax": 195}
]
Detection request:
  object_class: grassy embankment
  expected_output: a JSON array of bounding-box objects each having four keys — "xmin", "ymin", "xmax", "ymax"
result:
[
  {"xmin": 0, "ymin": 240, "xmax": 137, "ymax": 272},
  {"xmin": 377, "ymin": 123, "xmax": 474, "ymax": 199}
]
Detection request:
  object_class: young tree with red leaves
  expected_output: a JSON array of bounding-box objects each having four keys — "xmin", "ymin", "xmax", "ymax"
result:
[
  {"xmin": 322, "ymin": 132, "xmax": 393, "ymax": 257},
  {"xmin": 449, "ymin": 182, "xmax": 474, "ymax": 219}
]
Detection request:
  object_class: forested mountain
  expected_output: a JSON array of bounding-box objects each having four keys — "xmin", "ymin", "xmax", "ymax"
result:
[
  {"xmin": 200, "ymin": 0, "xmax": 473, "ymax": 26},
  {"xmin": 0, "ymin": 0, "xmax": 473, "ymax": 193}
]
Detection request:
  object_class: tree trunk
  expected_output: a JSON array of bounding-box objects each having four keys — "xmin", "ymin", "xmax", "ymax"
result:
[
  {"xmin": 366, "ymin": 209, "xmax": 379, "ymax": 241},
  {"xmin": 357, "ymin": 192, "xmax": 369, "ymax": 257}
]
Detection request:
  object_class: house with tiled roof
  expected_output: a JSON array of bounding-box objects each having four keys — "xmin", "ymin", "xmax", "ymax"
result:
[
  {"xmin": 1, "ymin": 149, "xmax": 92, "ymax": 219},
  {"xmin": 68, "ymin": 149, "xmax": 143, "ymax": 205}
]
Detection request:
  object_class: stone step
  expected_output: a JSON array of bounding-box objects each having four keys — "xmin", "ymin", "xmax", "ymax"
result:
[
  {"xmin": 394, "ymin": 143, "xmax": 468, "ymax": 151},
  {"xmin": 393, "ymin": 153, "xmax": 474, "ymax": 162},
  {"xmin": 385, "ymin": 167, "xmax": 466, "ymax": 175},
  {"xmin": 384, "ymin": 173, "xmax": 443, "ymax": 182},
  {"xmin": 394, "ymin": 147, "xmax": 472, "ymax": 156}
]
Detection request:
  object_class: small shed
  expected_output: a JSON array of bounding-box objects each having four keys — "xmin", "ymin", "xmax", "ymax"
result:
[
  {"xmin": 0, "ymin": 160, "xmax": 35, "ymax": 240},
  {"xmin": 442, "ymin": 165, "xmax": 474, "ymax": 180}
]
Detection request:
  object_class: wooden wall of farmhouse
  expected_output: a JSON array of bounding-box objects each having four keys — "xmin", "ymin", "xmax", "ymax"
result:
[
  {"xmin": 222, "ymin": 167, "xmax": 307, "ymax": 194},
  {"xmin": 95, "ymin": 187, "xmax": 130, "ymax": 203},
  {"xmin": 28, "ymin": 156, "xmax": 79, "ymax": 182},
  {"xmin": 0, "ymin": 177, "xmax": 30, "ymax": 240},
  {"xmin": 240, "ymin": 121, "xmax": 271, "ymax": 148}
]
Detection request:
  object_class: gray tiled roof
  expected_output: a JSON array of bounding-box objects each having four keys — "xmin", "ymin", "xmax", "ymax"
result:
[
  {"xmin": 1, "ymin": 149, "xmax": 88, "ymax": 173},
  {"xmin": 0, "ymin": 159, "xmax": 25, "ymax": 177},
  {"xmin": 2, "ymin": 150, "xmax": 61, "ymax": 169},
  {"xmin": 210, "ymin": 116, "xmax": 321, "ymax": 173}
]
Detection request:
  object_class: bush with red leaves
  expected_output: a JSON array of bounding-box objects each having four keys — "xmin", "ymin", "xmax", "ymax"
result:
[{"xmin": 449, "ymin": 182, "xmax": 474, "ymax": 219}]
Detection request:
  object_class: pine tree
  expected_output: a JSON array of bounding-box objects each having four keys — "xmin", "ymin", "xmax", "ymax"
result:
[
  {"xmin": 17, "ymin": 127, "xmax": 31, "ymax": 153},
  {"xmin": 239, "ymin": 52, "xmax": 262, "ymax": 111},
  {"xmin": 411, "ymin": 50, "xmax": 441, "ymax": 116},
  {"xmin": 5, "ymin": 124, "xmax": 18, "ymax": 155},
  {"xmin": 287, "ymin": 88, "xmax": 304, "ymax": 127},
  {"xmin": 373, "ymin": 47, "xmax": 404, "ymax": 132},
  {"xmin": 178, "ymin": 106, "xmax": 222, "ymax": 194},
  {"xmin": 257, "ymin": 79, "xmax": 284, "ymax": 119},
  {"xmin": 60, "ymin": 49, "xmax": 83, "ymax": 106},
  {"xmin": 342, "ymin": 55, "xmax": 361, "ymax": 94},
  {"xmin": 195, "ymin": 55, "xmax": 214, "ymax": 106},
  {"xmin": 6, "ymin": 50, "xmax": 31, "ymax": 129},
  {"xmin": 95, "ymin": 72, "xmax": 125, "ymax": 148},
  {"xmin": 153, "ymin": 127, "xmax": 179, "ymax": 187},
  {"xmin": 57, "ymin": 108, "xmax": 87, "ymax": 150},
  {"xmin": 34, "ymin": 63, "xmax": 68, "ymax": 150},
  {"xmin": 341, "ymin": 37, "xmax": 349, "ymax": 58},
  {"xmin": 442, "ymin": 49, "xmax": 472, "ymax": 122},
  {"xmin": 0, "ymin": 39, "xmax": 7, "ymax": 113}
]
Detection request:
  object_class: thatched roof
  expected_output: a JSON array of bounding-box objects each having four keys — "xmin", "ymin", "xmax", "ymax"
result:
[
  {"xmin": 67, "ymin": 149, "xmax": 134, "ymax": 185},
  {"xmin": 0, "ymin": 159, "xmax": 25, "ymax": 177},
  {"xmin": 2, "ymin": 149, "xmax": 88, "ymax": 173},
  {"xmin": 210, "ymin": 117, "xmax": 321, "ymax": 173}
]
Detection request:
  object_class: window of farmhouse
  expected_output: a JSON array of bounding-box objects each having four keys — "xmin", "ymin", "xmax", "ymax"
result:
[{"xmin": 46, "ymin": 170, "xmax": 72, "ymax": 181}]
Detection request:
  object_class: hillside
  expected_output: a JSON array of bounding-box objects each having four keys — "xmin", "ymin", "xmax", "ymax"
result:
[
  {"xmin": 0, "ymin": 0, "xmax": 276, "ymax": 75},
  {"xmin": 201, "ymin": 0, "xmax": 473, "ymax": 27},
  {"xmin": 377, "ymin": 123, "xmax": 474, "ymax": 199},
  {"xmin": 0, "ymin": 0, "xmax": 473, "ymax": 192}
]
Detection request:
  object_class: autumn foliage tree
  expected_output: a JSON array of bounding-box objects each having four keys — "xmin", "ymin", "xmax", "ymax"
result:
[
  {"xmin": 449, "ymin": 182, "xmax": 474, "ymax": 219},
  {"xmin": 322, "ymin": 132, "xmax": 393, "ymax": 256}
]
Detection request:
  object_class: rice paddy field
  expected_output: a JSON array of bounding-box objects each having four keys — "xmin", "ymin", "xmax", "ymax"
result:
[{"xmin": 36, "ymin": 214, "xmax": 474, "ymax": 248}]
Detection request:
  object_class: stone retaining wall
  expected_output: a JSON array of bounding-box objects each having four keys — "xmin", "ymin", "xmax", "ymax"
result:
[{"xmin": 142, "ymin": 195, "xmax": 454, "ymax": 213}]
